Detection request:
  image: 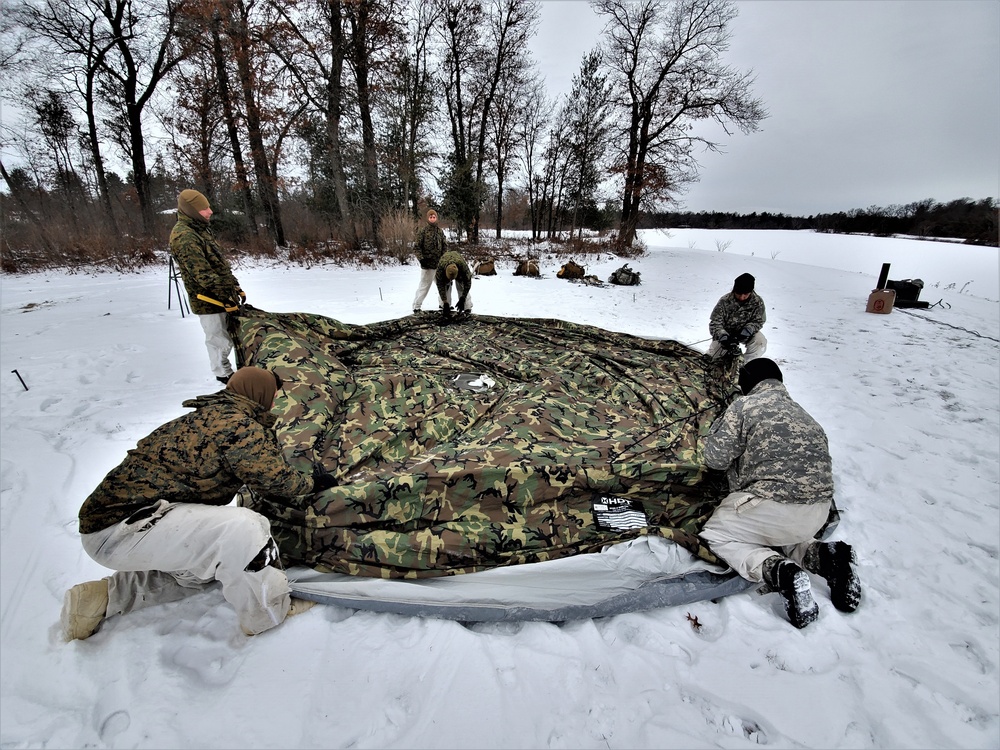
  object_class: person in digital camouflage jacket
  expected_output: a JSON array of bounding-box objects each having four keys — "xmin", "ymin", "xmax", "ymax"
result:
[
  {"xmin": 169, "ymin": 189, "xmax": 244, "ymax": 383},
  {"xmin": 61, "ymin": 367, "xmax": 336, "ymax": 640},
  {"xmin": 698, "ymin": 358, "xmax": 861, "ymax": 629},
  {"xmin": 707, "ymin": 273, "xmax": 767, "ymax": 361}
]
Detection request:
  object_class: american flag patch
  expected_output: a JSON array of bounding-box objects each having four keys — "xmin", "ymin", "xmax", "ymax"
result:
[{"xmin": 592, "ymin": 495, "xmax": 649, "ymax": 531}]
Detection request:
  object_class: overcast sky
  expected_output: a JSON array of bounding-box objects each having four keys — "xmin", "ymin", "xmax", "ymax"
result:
[{"xmin": 529, "ymin": 0, "xmax": 1000, "ymax": 216}]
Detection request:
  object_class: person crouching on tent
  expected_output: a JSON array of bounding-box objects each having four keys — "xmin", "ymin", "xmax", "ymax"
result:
[
  {"xmin": 435, "ymin": 250, "xmax": 473, "ymax": 316},
  {"xmin": 698, "ymin": 358, "xmax": 861, "ymax": 628},
  {"xmin": 61, "ymin": 367, "xmax": 338, "ymax": 640}
]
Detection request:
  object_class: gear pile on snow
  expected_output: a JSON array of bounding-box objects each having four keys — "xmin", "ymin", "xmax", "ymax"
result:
[
  {"xmin": 474, "ymin": 260, "xmax": 496, "ymax": 276},
  {"xmin": 231, "ymin": 307, "xmax": 739, "ymax": 579},
  {"xmin": 557, "ymin": 260, "xmax": 585, "ymax": 279},
  {"xmin": 513, "ymin": 258, "xmax": 540, "ymax": 277},
  {"xmin": 609, "ymin": 264, "xmax": 641, "ymax": 286}
]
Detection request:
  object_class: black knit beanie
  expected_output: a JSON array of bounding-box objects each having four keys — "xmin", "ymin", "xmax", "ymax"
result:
[
  {"xmin": 733, "ymin": 273, "xmax": 755, "ymax": 294},
  {"xmin": 738, "ymin": 357, "xmax": 782, "ymax": 395}
]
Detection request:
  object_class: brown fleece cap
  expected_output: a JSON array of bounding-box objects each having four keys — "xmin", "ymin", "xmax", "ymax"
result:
[
  {"xmin": 445, "ymin": 263, "xmax": 459, "ymax": 280},
  {"xmin": 178, "ymin": 189, "xmax": 210, "ymax": 221},
  {"xmin": 427, "ymin": 209, "xmax": 438, "ymax": 220},
  {"xmin": 227, "ymin": 367, "xmax": 278, "ymax": 410}
]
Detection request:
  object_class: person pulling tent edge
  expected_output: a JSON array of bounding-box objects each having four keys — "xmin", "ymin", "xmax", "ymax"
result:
[
  {"xmin": 707, "ymin": 273, "xmax": 767, "ymax": 361},
  {"xmin": 698, "ymin": 358, "xmax": 861, "ymax": 628},
  {"xmin": 61, "ymin": 367, "xmax": 338, "ymax": 640},
  {"xmin": 435, "ymin": 250, "xmax": 473, "ymax": 316}
]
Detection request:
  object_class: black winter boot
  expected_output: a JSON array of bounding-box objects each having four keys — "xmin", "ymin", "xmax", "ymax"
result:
[
  {"xmin": 764, "ymin": 558, "xmax": 819, "ymax": 629},
  {"xmin": 807, "ymin": 541, "xmax": 861, "ymax": 613}
]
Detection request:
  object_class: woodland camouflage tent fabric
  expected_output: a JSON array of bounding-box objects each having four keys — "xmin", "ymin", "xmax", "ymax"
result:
[{"xmin": 231, "ymin": 307, "xmax": 741, "ymax": 580}]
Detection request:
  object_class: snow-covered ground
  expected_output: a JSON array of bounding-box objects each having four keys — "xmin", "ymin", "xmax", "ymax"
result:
[{"xmin": 1, "ymin": 229, "xmax": 997, "ymax": 749}]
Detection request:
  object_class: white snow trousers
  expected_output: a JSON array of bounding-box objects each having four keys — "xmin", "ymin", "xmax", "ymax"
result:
[
  {"xmin": 698, "ymin": 491, "xmax": 830, "ymax": 582},
  {"xmin": 707, "ymin": 331, "xmax": 767, "ymax": 362},
  {"xmin": 81, "ymin": 501, "xmax": 291, "ymax": 635},
  {"xmin": 411, "ymin": 268, "xmax": 445, "ymax": 311},
  {"xmin": 199, "ymin": 312, "xmax": 235, "ymax": 378}
]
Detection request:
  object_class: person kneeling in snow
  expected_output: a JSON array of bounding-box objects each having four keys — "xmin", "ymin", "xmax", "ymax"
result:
[
  {"xmin": 698, "ymin": 358, "xmax": 861, "ymax": 628},
  {"xmin": 435, "ymin": 250, "xmax": 473, "ymax": 316},
  {"xmin": 707, "ymin": 273, "xmax": 767, "ymax": 361},
  {"xmin": 61, "ymin": 367, "xmax": 337, "ymax": 640}
]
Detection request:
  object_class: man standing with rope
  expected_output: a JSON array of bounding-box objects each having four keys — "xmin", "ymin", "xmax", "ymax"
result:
[{"xmin": 169, "ymin": 189, "xmax": 246, "ymax": 384}]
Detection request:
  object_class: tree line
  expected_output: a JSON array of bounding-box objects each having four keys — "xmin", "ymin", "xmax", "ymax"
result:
[
  {"xmin": 644, "ymin": 197, "xmax": 998, "ymax": 246},
  {"xmin": 0, "ymin": 0, "xmax": 765, "ymax": 271}
]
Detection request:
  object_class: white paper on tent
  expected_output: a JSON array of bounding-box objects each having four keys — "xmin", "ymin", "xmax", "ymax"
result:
[{"xmin": 452, "ymin": 373, "xmax": 496, "ymax": 392}]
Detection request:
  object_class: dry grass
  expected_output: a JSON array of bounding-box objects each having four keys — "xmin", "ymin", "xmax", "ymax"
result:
[{"xmin": 379, "ymin": 210, "xmax": 419, "ymax": 264}]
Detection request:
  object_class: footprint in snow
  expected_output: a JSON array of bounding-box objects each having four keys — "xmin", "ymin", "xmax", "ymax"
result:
[
  {"xmin": 98, "ymin": 709, "xmax": 130, "ymax": 744},
  {"xmin": 40, "ymin": 397, "xmax": 61, "ymax": 412}
]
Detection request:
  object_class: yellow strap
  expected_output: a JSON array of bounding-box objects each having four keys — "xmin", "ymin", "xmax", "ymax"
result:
[{"xmin": 196, "ymin": 294, "xmax": 239, "ymax": 313}]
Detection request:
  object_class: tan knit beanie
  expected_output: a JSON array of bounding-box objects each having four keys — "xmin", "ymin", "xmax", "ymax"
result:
[
  {"xmin": 427, "ymin": 209, "xmax": 438, "ymax": 221},
  {"xmin": 227, "ymin": 367, "xmax": 278, "ymax": 410},
  {"xmin": 445, "ymin": 263, "xmax": 459, "ymax": 281},
  {"xmin": 178, "ymin": 189, "xmax": 211, "ymax": 221}
]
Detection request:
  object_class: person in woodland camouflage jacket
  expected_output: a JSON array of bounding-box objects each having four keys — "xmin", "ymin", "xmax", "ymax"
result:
[
  {"xmin": 435, "ymin": 249, "xmax": 473, "ymax": 314},
  {"xmin": 411, "ymin": 208, "xmax": 448, "ymax": 313},
  {"xmin": 169, "ymin": 189, "xmax": 244, "ymax": 384},
  {"xmin": 707, "ymin": 273, "xmax": 768, "ymax": 361},
  {"xmin": 698, "ymin": 358, "xmax": 861, "ymax": 629},
  {"xmin": 60, "ymin": 367, "xmax": 337, "ymax": 640}
]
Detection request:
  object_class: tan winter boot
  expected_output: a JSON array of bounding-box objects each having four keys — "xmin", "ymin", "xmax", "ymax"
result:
[
  {"xmin": 287, "ymin": 597, "xmax": 316, "ymax": 618},
  {"xmin": 242, "ymin": 597, "xmax": 317, "ymax": 636},
  {"xmin": 61, "ymin": 579, "xmax": 110, "ymax": 641}
]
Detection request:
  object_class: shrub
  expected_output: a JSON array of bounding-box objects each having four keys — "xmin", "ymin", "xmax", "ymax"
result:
[{"xmin": 379, "ymin": 210, "xmax": 418, "ymax": 263}]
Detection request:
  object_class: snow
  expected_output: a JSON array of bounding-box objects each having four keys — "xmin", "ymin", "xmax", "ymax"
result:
[{"xmin": 1, "ymin": 228, "xmax": 998, "ymax": 749}]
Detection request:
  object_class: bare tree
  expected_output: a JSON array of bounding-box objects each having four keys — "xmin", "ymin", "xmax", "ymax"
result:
[
  {"xmin": 266, "ymin": 0, "xmax": 353, "ymax": 237},
  {"xmin": 92, "ymin": 0, "xmax": 194, "ymax": 234},
  {"xmin": 0, "ymin": 159, "xmax": 56, "ymax": 253},
  {"xmin": 344, "ymin": 0, "xmax": 407, "ymax": 248},
  {"xmin": 208, "ymin": 6, "xmax": 258, "ymax": 232},
  {"xmin": 594, "ymin": 0, "xmax": 767, "ymax": 247},
  {"xmin": 8, "ymin": 0, "xmax": 128, "ymax": 232},
  {"xmin": 486, "ymin": 68, "xmax": 536, "ymax": 239},
  {"xmin": 162, "ymin": 45, "xmax": 226, "ymax": 200},
  {"xmin": 469, "ymin": 0, "xmax": 538, "ymax": 243},
  {"xmin": 384, "ymin": 1, "xmax": 439, "ymax": 217},
  {"xmin": 516, "ymin": 80, "xmax": 550, "ymax": 241},
  {"xmin": 437, "ymin": 0, "xmax": 485, "ymax": 241},
  {"xmin": 540, "ymin": 115, "xmax": 571, "ymax": 238},
  {"xmin": 219, "ymin": 0, "xmax": 287, "ymax": 246}
]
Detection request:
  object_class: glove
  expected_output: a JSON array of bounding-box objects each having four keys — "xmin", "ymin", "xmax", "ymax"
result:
[
  {"xmin": 441, "ymin": 303, "xmax": 453, "ymax": 315},
  {"xmin": 719, "ymin": 333, "xmax": 740, "ymax": 355},
  {"xmin": 312, "ymin": 466, "xmax": 337, "ymax": 493},
  {"xmin": 456, "ymin": 296, "xmax": 467, "ymax": 312},
  {"xmin": 736, "ymin": 326, "xmax": 752, "ymax": 343}
]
